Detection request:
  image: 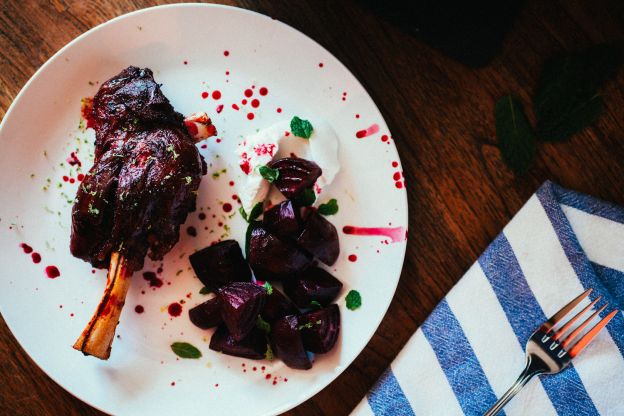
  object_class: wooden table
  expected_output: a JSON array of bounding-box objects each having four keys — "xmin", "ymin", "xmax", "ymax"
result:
[{"xmin": 1, "ymin": 1, "xmax": 623, "ymax": 415}]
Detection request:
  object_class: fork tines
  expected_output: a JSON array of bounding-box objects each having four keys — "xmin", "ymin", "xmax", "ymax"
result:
[{"xmin": 540, "ymin": 288, "xmax": 619, "ymax": 358}]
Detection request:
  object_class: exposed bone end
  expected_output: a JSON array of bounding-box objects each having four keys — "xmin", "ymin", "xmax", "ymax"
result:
[
  {"xmin": 184, "ymin": 112, "xmax": 217, "ymax": 142},
  {"xmin": 73, "ymin": 252, "xmax": 132, "ymax": 360}
]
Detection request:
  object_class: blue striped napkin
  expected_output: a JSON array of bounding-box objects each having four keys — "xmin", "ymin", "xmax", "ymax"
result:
[{"xmin": 352, "ymin": 181, "xmax": 624, "ymax": 416}]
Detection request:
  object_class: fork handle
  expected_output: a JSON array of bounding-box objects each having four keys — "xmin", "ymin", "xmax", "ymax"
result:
[{"xmin": 483, "ymin": 357, "xmax": 545, "ymax": 416}]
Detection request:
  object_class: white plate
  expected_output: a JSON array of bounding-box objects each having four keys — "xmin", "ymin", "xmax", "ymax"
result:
[{"xmin": 0, "ymin": 4, "xmax": 407, "ymax": 415}]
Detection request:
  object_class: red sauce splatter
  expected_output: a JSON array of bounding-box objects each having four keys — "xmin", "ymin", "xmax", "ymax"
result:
[
  {"xmin": 62, "ymin": 175, "xmax": 69, "ymax": 182},
  {"xmin": 253, "ymin": 366, "xmax": 257, "ymax": 371},
  {"xmin": 69, "ymin": 178, "xmax": 75, "ymax": 184},
  {"xmin": 223, "ymin": 203, "xmax": 233, "ymax": 213},
  {"xmin": 229, "ymin": 180, "xmax": 235, "ymax": 186},
  {"xmin": 223, "ymin": 50, "xmax": 230, "ymax": 56},
  {"xmin": 31, "ymin": 252, "xmax": 41, "ymax": 263},
  {"xmin": 212, "ymin": 90, "xmax": 222, "ymax": 100},
  {"xmin": 356, "ymin": 124, "xmax": 380, "ymax": 139},
  {"xmin": 91, "ymin": 269, "xmax": 96, "ymax": 274},
  {"xmin": 215, "ymin": 384, "xmax": 219, "ymax": 387},
  {"xmin": 232, "ymin": 104, "xmax": 240, "ymax": 111},
  {"xmin": 355, "ymin": 114, "xmax": 360, "ymax": 119},
  {"xmin": 200, "ymin": 143, "xmax": 208, "ymax": 149},
  {"xmin": 135, "ymin": 305, "xmax": 144, "ymax": 314},
  {"xmin": 247, "ymin": 113, "xmax": 255, "ymax": 120},
  {"xmin": 168, "ymin": 302, "xmax": 182, "ymax": 317},
  {"xmin": 201, "ymin": 91, "xmax": 209, "ymax": 99},
  {"xmin": 381, "ymin": 134, "xmax": 389, "ymax": 142},
  {"xmin": 171, "ymin": 381, "xmax": 176, "ymax": 386},
  {"xmin": 276, "ymin": 107, "xmax": 282, "ymax": 113},
  {"xmin": 143, "ymin": 271, "xmax": 163, "ymax": 288},
  {"xmin": 392, "ymin": 161, "xmax": 399, "ymax": 168},
  {"xmin": 343, "ymin": 225, "xmax": 407, "ymax": 243},
  {"xmin": 253, "ymin": 143, "xmax": 276, "ymax": 157},
  {"xmin": 45, "ymin": 266, "xmax": 60, "ymax": 279},
  {"xmin": 241, "ymin": 99, "xmax": 248, "ymax": 105},
  {"xmin": 265, "ymin": 374, "xmax": 271, "ymax": 379},
  {"xmin": 216, "ymin": 138, "xmax": 222, "ymax": 143},
  {"xmin": 259, "ymin": 87, "xmax": 268, "ymax": 96},
  {"xmin": 185, "ymin": 120, "xmax": 199, "ymax": 137},
  {"xmin": 319, "ymin": 63, "xmax": 324, "ymax": 68},
  {"xmin": 225, "ymin": 70, "xmax": 230, "ymax": 75},
  {"xmin": 284, "ymin": 378, "xmax": 288, "ymax": 382},
  {"xmin": 244, "ymin": 89, "xmax": 253, "ymax": 98},
  {"xmin": 261, "ymin": 366, "xmax": 266, "ymax": 371},
  {"xmin": 77, "ymin": 173, "xmax": 85, "ymax": 181},
  {"xmin": 216, "ymin": 104, "xmax": 224, "ymax": 114},
  {"xmin": 67, "ymin": 151, "xmax": 82, "ymax": 167},
  {"xmin": 395, "ymin": 181, "xmax": 404, "ymax": 189},
  {"xmin": 251, "ymin": 99, "xmax": 260, "ymax": 108},
  {"xmin": 187, "ymin": 226, "xmax": 197, "ymax": 237},
  {"xmin": 20, "ymin": 243, "xmax": 33, "ymax": 254},
  {"xmin": 199, "ymin": 212, "xmax": 207, "ymax": 220},
  {"xmin": 393, "ymin": 172, "xmax": 401, "ymax": 181},
  {"xmin": 348, "ymin": 254, "xmax": 357, "ymax": 262},
  {"xmin": 183, "ymin": 60, "xmax": 188, "ymax": 65}
]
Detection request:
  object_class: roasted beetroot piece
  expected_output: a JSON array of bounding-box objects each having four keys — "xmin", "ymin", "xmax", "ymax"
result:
[
  {"xmin": 248, "ymin": 226, "xmax": 313, "ymax": 280},
  {"xmin": 263, "ymin": 200, "xmax": 301, "ymax": 239},
  {"xmin": 209, "ymin": 325, "xmax": 267, "ymax": 359},
  {"xmin": 218, "ymin": 282, "xmax": 267, "ymax": 341},
  {"xmin": 189, "ymin": 240, "xmax": 251, "ymax": 291},
  {"xmin": 267, "ymin": 157, "xmax": 322, "ymax": 199},
  {"xmin": 300, "ymin": 304, "xmax": 340, "ymax": 353},
  {"xmin": 270, "ymin": 315, "xmax": 312, "ymax": 370},
  {"xmin": 296, "ymin": 211, "xmax": 340, "ymax": 265},
  {"xmin": 188, "ymin": 297, "xmax": 222, "ymax": 329},
  {"xmin": 262, "ymin": 288, "xmax": 299, "ymax": 322},
  {"xmin": 283, "ymin": 267, "xmax": 343, "ymax": 308}
]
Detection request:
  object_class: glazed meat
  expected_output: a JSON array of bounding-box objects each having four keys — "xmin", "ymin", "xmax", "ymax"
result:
[{"xmin": 70, "ymin": 66, "xmax": 207, "ymax": 271}]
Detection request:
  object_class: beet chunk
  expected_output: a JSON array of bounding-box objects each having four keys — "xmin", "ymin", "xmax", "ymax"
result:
[
  {"xmin": 248, "ymin": 226, "xmax": 313, "ymax": 280},
  {"xmin": 270, "ymin": 315, "xmax": 312, "ymax": 370},
  {"xmin": 268, "ymin": 157, "xmax": 322, "ymax": 199},
  {"xmin": 300, "ymin": 304, "xmax": 340, "ymax": 353},
  {"xmin": 188, "ymin": 297, "xmax": 222, "ymax": 329},
  {"xmin": 218, "ymin": 282, "xmax": 267, "ymax": 341},
  {"xmin": 189, "ymin": 240, "xmax": 251, "ymax": 291},
  {"xmin": 209, "ymin": 325, "xmax": 267, "ymax": 359},
  {"xmin": 283, "ymin": 267, "xmax": 343, "ymax": 308},
  {"xmin": 262, "ymin": 288, "xmax": 299, "ymax": 322},
  {"xmin": 263, "ymin": 200, "xmax": 301, "ymax": 239},
  {"xmin": 296, "ymin": 211, "xmax": 340, "ymax": 265}
]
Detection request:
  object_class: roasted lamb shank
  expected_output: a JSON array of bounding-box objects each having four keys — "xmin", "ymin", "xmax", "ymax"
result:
[{"xmin": 70, "ymin": 66, "xmax": 215, "ymax": 359}]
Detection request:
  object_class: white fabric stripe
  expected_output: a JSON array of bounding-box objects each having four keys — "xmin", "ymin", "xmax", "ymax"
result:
[
  {"xmin": 391, "ymin": 329, "xmax": 464, "ymax": 416},
  {"xmin": 350, "ymin": 399, "xmax": 375, "ymax": 416},
  {"xmin": 505, "ymin": 195, "xmax": 624, "ymax": 415},
  {"xmin": 562, "ymin": 204, "xmax": 624, "ymax": 273},
  {"xmin": 445, "ymin": 264, "xmax": 557, "ymax": 416}
]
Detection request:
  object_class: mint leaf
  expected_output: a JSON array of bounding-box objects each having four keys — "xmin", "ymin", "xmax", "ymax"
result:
[
  {"xmin": 248, "ymin": 202, "xmax": 264, "ymax": 222},
  {"xmin": 265, "ymin": 343, "xmax": 274, "ymax": 361},
  {"xmin": 534, "ymin": 44, "xmax": 622, "ymax": 142},
  {"xmin": 290, "ymin": 116, "xmax": 313, "ymax": 139},
  {"xmin": 245, "ymin": 220, "xmax": 261, "ymax": 258},
  {"xmin": 345, "ymin": 290, "xmax": 362, "ymax": 311},
  {"xmin": 495, "ymin": 95, "xmax": 536, "ymax": 174},
  {"xmin": 256, "ymin": 315, "xmax": 271, "ymax": 334},
  {"xmin": 170, "ymin": 342, "xmax": 202, "ymax": 359},
  {"xmin": 199, "ymin": 286, "xmax": 211, "ymax": 295},
  {"xmin": 318, "ymin": 199, "xmax": 338, "ymax": 216},
  {"xmin": 239, "ymin": 206, "xmax": 248, "ymax": 221},
  {"xmin": 259, "ymin": 165, "xmax": 279, "ymax": 182},
  {"xmin": 263, "ymin": 281, "xmax": 273, "ymax": 295},
  {"xmin": 293, "ymin": 188, "xmax": 316, "ymax": 207},
  {"xmin": 309, "ymin": 300, "xmax": 322, "ymax": 309}
]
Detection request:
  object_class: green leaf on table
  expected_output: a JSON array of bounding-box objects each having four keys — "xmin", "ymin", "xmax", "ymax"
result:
[
  {"xmin": 495, "ymin": 95, "xmax": 536, "ymax": 174},
  {"xmin": 170, "ymin": 342, "xmax": 202, "ymax": 359},
  {"xmin": 534, "ymin": 43, "xmax": 622, "ymax": 142},
  {"xmin": 318, "ymin": 198, "xmax": 339, "ymax": 216}
]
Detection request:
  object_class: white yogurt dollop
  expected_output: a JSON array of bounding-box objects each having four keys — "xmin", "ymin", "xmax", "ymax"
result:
[{"xmin": 235, "ymin": 118, "xmax": 340, "ymax": 212}]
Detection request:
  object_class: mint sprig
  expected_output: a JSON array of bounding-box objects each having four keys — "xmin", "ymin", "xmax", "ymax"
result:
[
  {"xmin": 170, "ymin": 342, "xmax": 202, "ymax": 359},
  {"xmin": 259, "ymin": 165, "xmax": 279, "ymax": 182},
  {"xmin": 345, "ymin": 290, "xmax": 362, "ymax": 311},
  {"xmin": 318, "ymin": 199, "xmax": 339, "ymax": 216},
  {"xmin": 290, "ymin": 116, "xmax": 313, "ymax": 139}
]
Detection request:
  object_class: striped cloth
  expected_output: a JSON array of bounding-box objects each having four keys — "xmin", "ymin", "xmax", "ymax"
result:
[{"xmin": 352, "ymin": 181, "xmax": 624, "ymax": 416}]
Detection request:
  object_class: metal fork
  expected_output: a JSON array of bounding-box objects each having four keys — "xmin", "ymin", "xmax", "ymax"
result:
[{"xmin": 484, "ymin": 288, "xmax": 619, "ymax": 416}]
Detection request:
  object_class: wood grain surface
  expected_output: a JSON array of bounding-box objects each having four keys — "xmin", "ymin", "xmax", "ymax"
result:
[{"xmin": 1, "ymin": 1, "xmax": 623, "ymax": 415}]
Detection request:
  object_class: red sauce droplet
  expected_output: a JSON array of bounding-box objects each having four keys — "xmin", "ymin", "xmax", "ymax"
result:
[
  {"xmin": 232, "ymin": 194, "xmax": 239, "ymax": 200},
  {"xmin": 392, "ymin": 161, "xmax": 399, "ymax": 168},
  {"xmin": 200, "ymin": 143, "xmax": 207, "ymax": 149},
  {"xmin": 215, "ymin": 383, "xmax": 219, "ymax": 387},
  {"xmin": 276, "ymin": 107, "xmax": 282, "ymax": 113},
  {"xmin": 216, "ymin": 138, "xmax": 221, "ymax": 143},
  {"xmin": 225, "ymin": 70, "xmax": 230, "ymax": 75},
  {"xmin": 187, "ymin": 226, "xmax": 197, "ymax": 237},
  {"xmin": 229, "ymin": 180, "xmax": 235, "ymax": 186},
  {"xmin": 232, "ymin": 104, "xmax": 240, "ymax": 111},
  {"xmin": 251, "ymin": 99, "xmax": 260, "ymax": 108},
  {"xmin": 395, "ymin": 181, "xmax": 404, "ymax": 189},
  {"xmin": 393, "ymin": 172, "xmax": 401, "ymax": 181},
  {"xmin": 259, "ymin": 87, "xmax": 268, "ymax": 96},
  {"xmin": 356, "ymin": 124, "xmax": 380, "ymax": 139},
  {"xmin": 265, "ymin": 374, "xmax": 271, "ymax": 379},
  {"xmin": 247, "ymin": 112, "xmax": 255, "ymax": 120},
  {"xmin": 20, "ymin": 243, "xmax": 33, "ymax": 254},
  {"xmin": 223, "ymin": 203, "xmax": 233, "ymax": 213},
  {"xmin": 199, "ymin": 212, "xmax": 207, "ymax": 220},
  {"xmin": 31, "ymin": 252, "xmax": 41, "ymax": 264},
  {"xmin": 223, "ymin": 50, "xmax": 230, "ymax": 56},
  {"xmin": 216, "ymin": 104, "xmax": 224, "ymax": 114},
  {"xmin": 69, "ymin": 178, "xmax": 75, "ymax": 184},
  {"xmin": 77, "ymin": 173, "xmax": 85, "ymax": 181},
  {"xmin": 171, "ymin": 381, "xmax": 176, "ymax": 386},
  {"xmin": 143, "ymin": 271, "xmax": 163, "ymax": 288},
  {"xmin": 92, "ymin": 269, "xmax": 96, "ymax": 274},
  {"xmin": 355, "ymin": 114, "xmax": 360, "ymax": 119},
  {"xmin": 67, "ymin": 151, "xmax": 82, "ymax": 167},
  {"xmin": 201, "ymin": 91, "xmax": 209, "ymax": 99},
  {"xmin": 253, "ymin": 366, "xmax": 257, "ymax": 371},
  {"xmin": 212, "ymin": 90, "xmax": 222, "ymax": 100},
  {"xmin": 284, "ymin": 378, "xmax": 288, "ymax": 382},
  {"xmin": 242, "ymin": 99, "xmax": 247, "ymax": 105},
  {"xmin": 135, "ymin": 305, "xmax": 144, "ymax": 314},
  {"xmin": 168, "ymin": 302, "xmax": 182, "ymax": 317},
  {"xmin": 319, "ymin": 62, "xmax": 324, "ymax": 68},
  {"xmin": 183, "ymin": 61, "xmax": 188, "ymax": 65},
  {"xmin": 343, "ymin": 225, "xmax": 407, "ymax": 243},
  {"xmin": 45, "ymin": 266, "xmax": 60, "ymax": 279},
  {"xmin": 244, "ymin": 89, "xmax": 253, "ymax": 98},
  {"xmin": 381, "ymin": 134, "xmax": 389, "ymax": 142},
  {"xmin": 348, "ymin": 254, "xmax": 357, "ymax": 262},
  {"xmin": 261, "ymin": 366, "xmax": 266, "ymax": 371},
  {"xmin": 62, "ymin": 175, "xmax": 69, "ymax": 182}
]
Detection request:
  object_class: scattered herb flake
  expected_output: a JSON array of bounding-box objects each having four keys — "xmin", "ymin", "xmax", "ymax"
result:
[
  {"xmin": 265, "ymin": 343, "xmax": 274, "ymax": 361},
  {"xmin": 199, "ymin": 286, "xmax": 211, "ymax": 295},
  {"xmin": 309, "ymin": 300, "xmax": 322, "ymax": 309},
  {"xmin": 345, "ymin": 290, "xmax": 362, "ymax": 310},
  {"xmin": 87, "ymin": 203, "xmax": 100, "ymax": 216},
  {"xmin": 318, "ymin": 198, "xmax": 339, "ymax": 215},
  {"xmin": 263, "ymin": 281, "xmax": 273, "ymax": 295},
  {"xmin": 166, "ymin": 144, "xmax": 179, "ymax": 159},
  {"xmin": 290, "ymin": 116, "xmax": 313, "ymax": 139},
  {"xmin": 256, "ymin": 315, "xmax": 271, "ymax": 334},
  {"xmin": 170, "ymin": 342, "xmax": 202, "ymax": 359},
  {"xmin": 185, "ymin": 176, "xmax": 192, "ymax": 184},
  {"xmin": 258, "ymin": 165, "xmax": 279, "ymax": 182}
]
